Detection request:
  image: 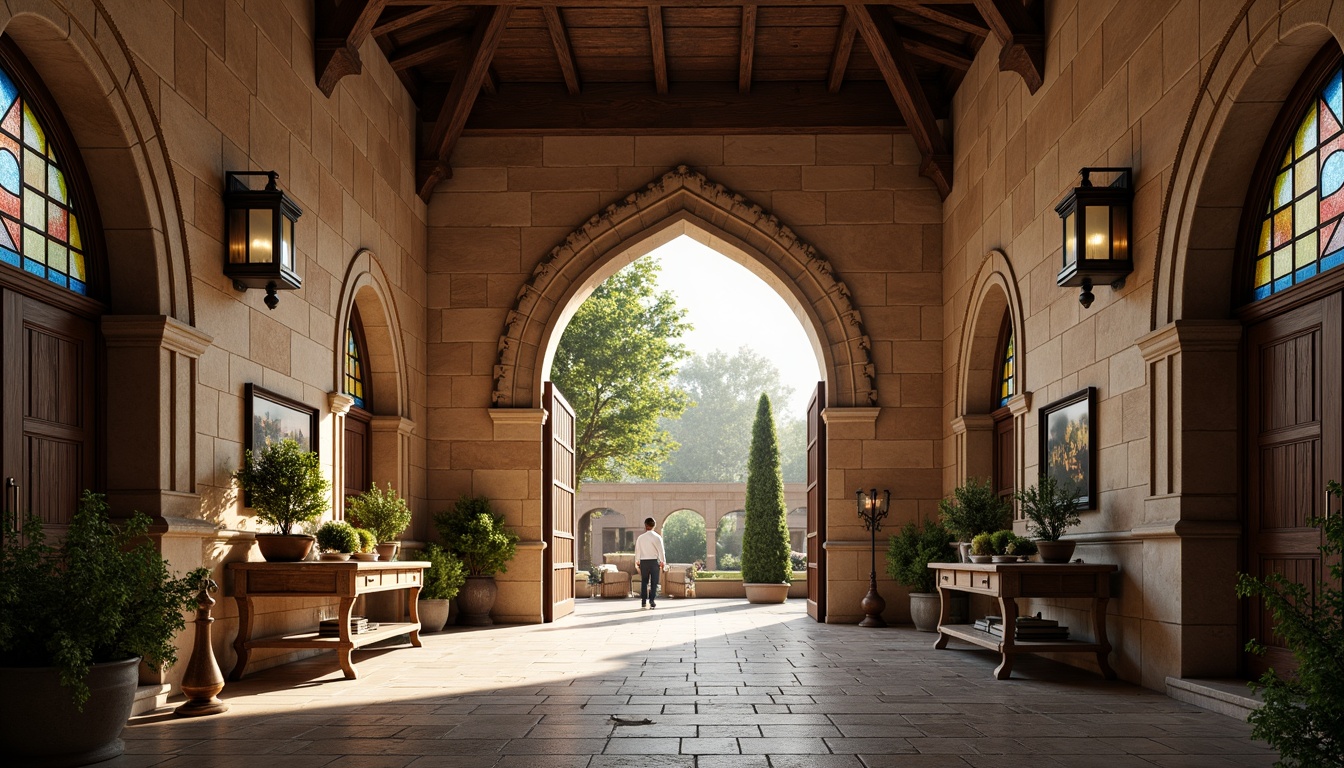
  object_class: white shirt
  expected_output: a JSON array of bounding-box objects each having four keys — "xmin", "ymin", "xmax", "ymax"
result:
[{"xmin": 634, "ymin": 529, "xmax": 666, "ymax": 563}]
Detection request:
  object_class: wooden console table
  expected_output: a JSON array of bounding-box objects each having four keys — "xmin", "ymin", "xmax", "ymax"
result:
[
  {"xmin": 928, "ymin": 561, "xmax": 1118, "ymax": 680},
  {"xmin": 228, "ymin": 560, "xmax": 428, "ymax": 681}
]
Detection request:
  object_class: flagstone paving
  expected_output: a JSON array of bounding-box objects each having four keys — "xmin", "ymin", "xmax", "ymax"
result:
[{"xmin": 113, "ymin": 598, "xmax": 1277, "ymax": 767}]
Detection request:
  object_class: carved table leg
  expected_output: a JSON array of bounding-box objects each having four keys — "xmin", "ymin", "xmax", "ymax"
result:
[
  {"xmin": 933, "ymin": 585, "xmax": 952, "ymax": 650},
  {"xmin": 994, "ymin": 594, "xmax": 1019, "ymax": 680},
  {"xmin": 229, "ymin": 594, "xmax": 253, "ymax": 681},
  {"xmin": 408, "ymin": 585, "xmax": 422, "ymax": 647},
  {"xmin": 337, "ymin": 596, "xmax": 358, "ymax": 679},
  {"xmin": 1093, "ymin": 595, "xmax": 1116, "ymax": 679}
]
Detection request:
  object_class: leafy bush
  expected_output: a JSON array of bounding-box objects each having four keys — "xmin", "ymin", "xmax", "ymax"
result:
[
  {"xmin": 938, "ymin": 478, "xmax": 1010, "ymax": 542},
  {"xmin": 741, "ymin": 394, "xmax": 791, "ymax": 584},
  {"xmin": 353, "ymin": 528, "xmax": 376, "ymax": 553},
  {"xmin": 316, "ymin": 521, "xmax": 359, "ymax": 553},
  {"xmin": 970, "ymin": 532, "xmax": 994, "ymax": 556},
  {"xmin": 1006, "ymin": 537, "xmax": 1037, "ymax": 557},
  {"xmin": 434, "ymin": 495, "xmax": 519, "ymax": 577},
  {"xmin": 0, "ymin": 492, "xmax": 207, "ymax": 707},
  {"xmin": 989, "ymin": 530, "xmax": 1017, "ymax": 556},
  {"xmin": 790, "ymin": 550, "xmax": 808, "ymax": 572},
  {"xmin": 663, "ymin": 509, "xmax": 707, "ymax": 563},
  {"xmin": 234, "ymin": 438, "xmax": 329, "ymax": 535},
  {"xmin": 885, "ymin": 520, "xmax": 954, "ymax": 593},
  {"xmin": 346, "ymin": 483, "xmax": 413, "ymax": 544},
  {"xmin": 1235, "ymin": 481, "xmax": 1343, "ymax": 767},
  {"xmin": 420, "ymin": 544, "xmax": 467, "ymax": 601},
  {"xmin": 718, "ymin": 553, "xmax": 741, "ymax": 571},
  {"xmin": 1016, "ymin": 474, "xmax": 1082, "ymax": 541}
]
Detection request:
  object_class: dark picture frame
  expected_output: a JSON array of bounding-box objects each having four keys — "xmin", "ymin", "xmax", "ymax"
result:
[
  {"xmin": 244, "ymin": 383, "xmax": 319, "ymax": 457},
  {"xmin": 1038, "ymin": 387, "xmax": 1097, "ymax": 510}
]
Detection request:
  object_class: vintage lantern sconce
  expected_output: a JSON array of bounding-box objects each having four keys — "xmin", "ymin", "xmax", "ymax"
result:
[
  {"xmin": 1054, "ymin": 167, "xmax": 1133, "ymax": 309},
  {"xmin": 223, "ymin": 171, "xmax": 302, "ymax": 310}
]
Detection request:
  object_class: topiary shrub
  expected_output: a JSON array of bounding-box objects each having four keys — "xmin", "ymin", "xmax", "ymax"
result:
[
  {"xmin": 885, "ymin": 520, "xmax": 955, "ymax": 594},
  {"xmin": 989, "ymin": 529, "xmax": 1017, "ymax": 556},
  {"xmin": 938, "ymin": 477, "xmax": 1010, "ymax": 543},
  {"xmin": 421, "ymin": 544, "xmax": 467, "ymax": 600},
  {"xmin": 315, "ymin": 521, "xmax": 359, "ymax": 553},
  {"xmin": 234, "ymin": 438, "xmax": 329, "ymax": 535},
  {"xmin": 970, "ymin": 532, "xmax": 994, "ymax": 556},
  {"xmin": 353, "ymin": 528, "xmax": 376, "ymax": 553},
  {"xmin": 434, "ymin": 495, "xmax": 519, "ymax": 577},
  {"xmin": 741, "ymin": 393, "xmax": 791, "ymax": 585}
]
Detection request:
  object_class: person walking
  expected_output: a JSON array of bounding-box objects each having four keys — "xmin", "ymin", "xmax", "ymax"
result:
[{"xmin": 634, "ymin": 517, "xmax": 666, "ymax": 609}]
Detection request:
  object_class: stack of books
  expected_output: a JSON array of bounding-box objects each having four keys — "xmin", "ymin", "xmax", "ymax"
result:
[
  {"xmin": 318, "ymin": 616, "xmax": 379, "ymax": 637},
  {"xmin": 976, "ymin": 613, "xmax": 1069, "ymax": 640}
]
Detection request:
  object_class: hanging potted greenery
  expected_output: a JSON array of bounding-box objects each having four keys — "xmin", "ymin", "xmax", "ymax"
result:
[
  {"xmin": 0, "ymin": 492, "xmax": 206, "ymax": 766},
  {"xmin": 234, "ymin": 438, "xmax": 329, "ymax": 561},
  {"xmin": 1016, "ymin": 474, "xmax": 1082, "ymax": 563},
  {"xmin": 885, "ymin": 519, "xmax": 955, "ymax": 631},
  {"xmin": 434, "ymin": 495, "xmax": 519, "ymax": 626},
  {"xmin": 419, "ymin": 543, "xmax": 467, "ymax": 632},
  {"xmin": 347, "ymin": 483, "xmax": 413, "ymax": 562},
  {"xmin": 741, "ymin": 394, "xmax": 792, "ymax": 604},
  {"xmin": 937, "ymin": 477, "xmax": 1011, "ymax": 562}
]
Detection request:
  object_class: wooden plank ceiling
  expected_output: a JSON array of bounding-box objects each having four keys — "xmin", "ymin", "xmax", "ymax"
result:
[{"xmin": 314, "ymin": 1, "xmax": 1045, "ymax": 202}]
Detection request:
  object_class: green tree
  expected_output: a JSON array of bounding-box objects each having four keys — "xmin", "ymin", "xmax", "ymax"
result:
[
  {"xmin": 741, "ymin": 394, "xmax": 791, "ymax": 584},
  {"xmin": 662, "ymin": 510, "xmax": 707, "ymax": 563},
  {"xmin": 661, "ymin": 348, "xmax": 805, "ymax": 482},
  {"xmin": 716, "ymin": 511, "xmax": 744, "ymax": 565},
  {"xmin": 552, "ymin": 258, "xmax": 692, "ymax": 484}
]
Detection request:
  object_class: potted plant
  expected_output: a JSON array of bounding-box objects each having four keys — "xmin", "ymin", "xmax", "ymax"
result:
[
  {"xmin": 938, "ymin": 478, "xmax": 1011, "ymax": 561},
  {"xmin": 351, "ymin": 528, "xmax": 379, "ymax": 561},
  {"xmin": 885, "ymin": 519, "xmax": 955, "ymax": 631},
  {"xmin": 741, "ymin": 394, "xmax": 792, "ymax": 604},
  {"xmin": 0, "ymin": 492, "xmax": 206, "ymax": 766},
  {"xmin": 434, "ymin": 495, "xmax": 519, "ymax": 626},
  {"xmin": 1006, "ymin": 536, "xmax": 1037, "ymax": 561},
  {"xmin": 347, "ymin": 483, "xmax": 413, "ymax": 562},
  {"xmin": 1016, "ymin": 474, "xmax": 1082, "ymax": 563},
  {"xmin": 989, "ymin": 530, "xmax": 1018, "ymax": 563},
  {"xmin": 315, "ymin": 520, "xmax": 359, "ymax": 560},
  {"xmin": 234, "ymin": 438, "xmax": 329, "ymax": 561},
  {"xmin": 969, "ymin": 532, "xmax": 994, "ymax": 563},
  {"xmin": 419, "ymin": 543, "xmax": 466, "ymax": 632}
]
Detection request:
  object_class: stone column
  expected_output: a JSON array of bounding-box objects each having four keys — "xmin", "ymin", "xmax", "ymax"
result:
[
  {"xmin": 327, "ymin": 393, "xmax": 354, "ymax": 517},
  {"xmin": 1135, "ymin": 320, "xmax": 1242, "ymax": 688},
  {"xmin": 1006, "ymin": 392, "xmax": 1033, "ymax": 522},
  {"xmin": 370, "ymin": 415, "xmax": 416, "ymax": 495},
  {"xmin": 820, "ymin": 406, "xmax": 881, "ymax": 624},
  {"xmin": 487, "ymin": 408, "xmax": 547, "ymax": 624},
  {"xmin": 950, "ymin": 414, "xmax": 995, "ymax": 484},
  {"xmin": 704, "ymin": 518, "xmax": 717, "ymax": 570}
]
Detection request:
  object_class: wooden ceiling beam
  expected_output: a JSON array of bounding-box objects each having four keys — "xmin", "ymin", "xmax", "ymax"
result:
[
  {"xmin": 418, "ymin": 5, "xmax": 512, "ymax": 200},
  {"xmin": 648, "ymin": 5, "xmax": 669, "ymax": 95},
  {"xmin": 738, "ymin": 5, "xmax": 757, "ymax": 94},
  {"xmin": 898, "ymin": 25, "xmax": 974, "ymax": 71},
  {"xmin": 543, "ymin": 6, "xmax": 582, "ymax": 95},
  {"xmin": 315, "ymin": 0, "xmax": 390, "ymax": 97},
  {"xmin": 372, "ymin": 5, "xmax": 446, "ymax": 37},
  {"xmin": 848, "ymin": 4, "xmax": 951, "ymax": 197},
  {"xmin": 891, "ymin": 1, "xmax": 989, "ymax": 38},
  {"xmin": 388, "ymin": 30, "xmax": 467, "ymax": 71},
  {"xmin": 465, "ymin": 81, "xmax": 909, "ymax": 133},
  {"xmin": 827, "ymin": 9, "xmax": 857, "ymax": 94},
  {"xmin": 973, "ymin": 0, "xmax": 1045, "ymax": 93}
]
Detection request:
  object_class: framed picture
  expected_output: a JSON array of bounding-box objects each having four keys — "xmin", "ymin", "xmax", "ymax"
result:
[
  {"xmin": 1038, "ymin": 387, "xmax": 1096, "ymax": 510},
  {"xmin": 245, "ymin": 383, "xmax": 319, "ymax": 457}
]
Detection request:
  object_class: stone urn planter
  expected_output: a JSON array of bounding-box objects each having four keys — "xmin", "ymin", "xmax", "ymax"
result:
[
  {"xmin": 909, "ymin": 592, "xmax": 941, "ymax": 632},
  {"xmin": 254, "ymin": 533, "xmax": 314, "ymax": 562},
  {"xmin": 457, "ymin": 576, "xmax": 498, "ymax": 626},
  {"xmin": 743, "ymin": 583, "xmax": 790, "ymax": 604},
  {"xmin": 375, "ymin": 541, "xmax": 400, "ymax": 562},
  {"xmin": 419, "ymin": 599, "xmax": 451, "ymax": 632},
  {"xmin": 0, "ymin": 656, "xmax": 139, "ymax": 767},
  {"xmin": 1036, "ymin": 540, "xmax": 1077, "ymax": 564}
]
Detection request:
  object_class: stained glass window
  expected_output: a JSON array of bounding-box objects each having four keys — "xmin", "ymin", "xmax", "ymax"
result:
[
  {"xmin": 0, "ymin": 64, "xmax": 88, "ymax": 295},
  {"xmin": 997, "ymin": 324, "xmax": 1015, "ymax": 409},
  {"xmin": 1252, "ymin": 65, "xmax": 1344, "ymax": 301},
  {"xmin": 344, "ymin": 314, "xmax": 366, "ymax": 409}
]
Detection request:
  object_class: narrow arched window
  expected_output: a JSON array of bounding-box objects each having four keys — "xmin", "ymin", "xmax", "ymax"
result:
[
  {"xmin": 996, "ymin": 316, "xmax": 1014, "ymax": 409},
  {"xmin": 0, "ymin": 58, "xmax": 92, "ymax": 295},
  {"xmin": 1248, "ymin": 52, "xmax": 1344, "ymax": 302},
  {"xmin": 344, "ymin": 307, "xmax": 369, "ymax": 409}
]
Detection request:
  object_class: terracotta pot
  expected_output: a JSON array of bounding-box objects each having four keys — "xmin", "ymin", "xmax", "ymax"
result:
[
  {"xmin": 909, "ymin": 592, "xmax": 942, "ymax": 632},
  {"xmin": 0, "ymin": 656, "xmax": 139, "ymax": 767},
  {"xmin": 458, "ymin": 576, "xmax": 498, "ymax": 626},
  {"xmin": 351, "ymin": 552, "xmax": 379, "ymax": 561},
  {"xmin": 375, "ymin": 541, "xmax": 400, "ymax": 562},
  {"xmin": 255, "ymin": 533, "xmax": 314, "ymax": 562},
  {"xmin": 1036, "ymin": 539, "xmax": 1077, "ymax": 564},
  {"xmin": 419, "ymin": 599, "xmax": 450, "ymax": 632},
  {"xmin": 743, "ymin": 582, "xmax": 790, "ymax": 604}
]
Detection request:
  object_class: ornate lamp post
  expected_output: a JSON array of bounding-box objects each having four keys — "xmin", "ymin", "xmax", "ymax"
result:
[{"xmin": 856, "ymin": 488, "xmax": 890, "ymax": 628}]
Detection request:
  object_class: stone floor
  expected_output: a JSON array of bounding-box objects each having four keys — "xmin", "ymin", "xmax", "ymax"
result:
[{"xmin": 114, "ymin": 598, "xmax": 1277, "ymax": 768}]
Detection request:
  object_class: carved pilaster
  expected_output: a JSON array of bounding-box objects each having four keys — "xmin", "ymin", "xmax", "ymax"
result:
[
  {"xmin": 950, "ymin": 413, "xmax": 995, "ymax": 485},
  {"xmin": 370, "ymin": 416, "xmax": 415, "ymax": 496}
]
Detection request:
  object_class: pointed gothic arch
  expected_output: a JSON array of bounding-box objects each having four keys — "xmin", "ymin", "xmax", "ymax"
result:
[{"xmin": 491, "ymin": 165, "xmax": 877, "ymax": 410}]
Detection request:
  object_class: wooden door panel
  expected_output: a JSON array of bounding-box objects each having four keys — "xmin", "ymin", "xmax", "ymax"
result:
[
  {"xmin": 806, "ymin": 382, "xmax": 826, "ymax": 622},
  {"xmin": 544, "ymin": 382, "xmax": 576, "ymax": 623},
  {"xmin": 343, "ymin": 411, "xmax": 370, "ymax": 502},
  {"xmin": 25, "ymin": 435, "xmax": 81, "ymax": 525},
  {"xmin": 993, "ymin": 410, "xmax": 1014, "ymax": 504}
]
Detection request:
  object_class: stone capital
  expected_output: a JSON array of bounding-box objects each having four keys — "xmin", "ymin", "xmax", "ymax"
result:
[{"xmin": 1137, "ymin": 320, "xmax": 1242, "ymax": 363}]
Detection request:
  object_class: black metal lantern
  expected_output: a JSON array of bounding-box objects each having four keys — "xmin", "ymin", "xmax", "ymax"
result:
[
  {"xmin": 856, "ymin": 487, "xmax": 891, "ymax": 628},
  {"xmin": 224, "ymin": 171, "xmax": 302, "ymax": 310},
  {"xmin": 1054, "ymin": 167, "xmax": 1133, "ymax": 309}
]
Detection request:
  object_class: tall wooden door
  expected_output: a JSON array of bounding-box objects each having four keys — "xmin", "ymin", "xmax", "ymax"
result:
[
  {"xmin": 806, "ymin": 382, "xmax": 827, "ymax": 622},
  {"xmin": 1245, "ymin": 291, "xmax": 1343, "ymax": 676},
  {"xmin": 343, "ymin": 409, "xmax": 371, "ymax": 505},
  {"xmin": 543, "ymin": 382, "xmax": 576, "ymax": 622},
  {"xmin": 992, "ymin": 408, "xmax": 1014, "ymax": 505},
  {"xmin": 0, "ymin": 286, "xmax": 97, "ymax": 532}
]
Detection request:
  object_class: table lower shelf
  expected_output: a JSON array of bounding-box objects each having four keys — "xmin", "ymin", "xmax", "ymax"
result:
[
  {"xmin": 937, "ymin": 623, "xmax": 1107, "ymax": 654},
  {"xmin": 243, "ymin": 621, "xmax": 420, "ymax": 650}
]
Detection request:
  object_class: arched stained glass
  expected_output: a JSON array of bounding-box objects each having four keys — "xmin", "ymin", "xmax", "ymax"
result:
[
  {"xmin": 0, "ymin": 64, "xmax": 88, "ymax": 294},
  {"xmin": 1251, "ymin": 65, "xmax": 1344, "ymax": 301},
  {"xmin": 997, "ymin": 323, "xmax": 1015, "ymax": 409},
  {"xmin": 344, "ymin": 313, "xmax": 367, "ymax": 410}
]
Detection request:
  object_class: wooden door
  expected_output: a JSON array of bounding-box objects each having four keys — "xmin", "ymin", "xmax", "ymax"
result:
[
  {"xmin": 806, "ymin": 382, "xmax": 827, "ymax": 622},
  {"xmin": 543, "ymin": 382, "xmax": 576, "ymax": 622},
  {"xmin": 343, "ymin": 408, "xmax": 371, "ymax": 504},
  {"xmin": 0, "ymin": 287, "xmax": 97, "ymax": 532},
  {"xmin": 992, "ymin": 408, "xmax": 1014, "ymax": 505},
  {"xmin": 1245, "ymin": 291, "xmax": 1343, "ymax": 676}
]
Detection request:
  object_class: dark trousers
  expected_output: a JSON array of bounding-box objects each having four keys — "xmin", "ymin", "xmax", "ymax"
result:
[{"xmin": 639, "ymin": 559, "xmax": 661, "ymax": 603}]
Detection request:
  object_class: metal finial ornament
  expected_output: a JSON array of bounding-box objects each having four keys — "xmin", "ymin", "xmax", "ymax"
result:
[
  {"xmin": 856, "ymin": 488, "xmax": 891, "ymax": 628},
  {"xmin": 174, "ymin": 577, "xmax": 229, "ymax": 716}
]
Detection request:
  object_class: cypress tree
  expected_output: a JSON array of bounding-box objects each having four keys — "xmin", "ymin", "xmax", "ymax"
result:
[{"xmin": 741, "ymin": 393, "xmax": 791, "ymax": 584}]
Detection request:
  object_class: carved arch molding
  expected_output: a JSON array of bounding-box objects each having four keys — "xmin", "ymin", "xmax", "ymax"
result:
[{"xmin": 492, "ymin": 165, "xmax": 877, "ymax": 409}]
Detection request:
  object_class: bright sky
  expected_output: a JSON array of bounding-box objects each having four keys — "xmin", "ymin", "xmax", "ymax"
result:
[{"xmin": 645, "ymin": 235, "xmax": 821, "ymax": 420}]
